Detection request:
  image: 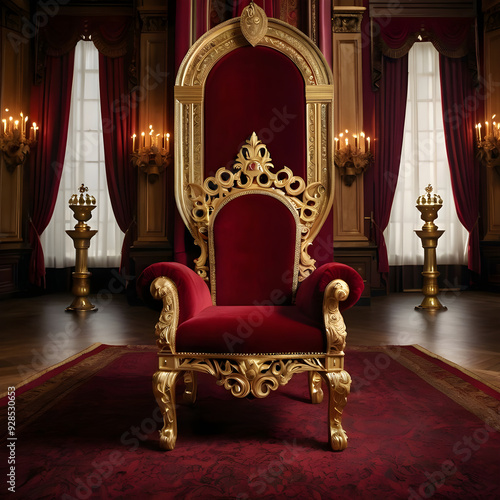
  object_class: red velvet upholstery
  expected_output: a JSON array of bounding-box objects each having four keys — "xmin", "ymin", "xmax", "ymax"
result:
[
  {"xmin": 176, "ymin": 305, "xmax": 324, "ymax": 354},
  {"xmin": 213, "ymin": 193, "xmax": 298, "ymax": 306},
  {"xmin": 204, "ymin": 46, "xmax": 306, "ymax": 178},
  {"xmin": 137, "ymin": 262, "xmax": 212, "ymax": 323},
  {"xmin": 295, "ymin": 263, "xmax": 365, "ymax": 321},
  {"xmin": 138, "ymin": 261, "xmax": 363, "ymax": 355}
]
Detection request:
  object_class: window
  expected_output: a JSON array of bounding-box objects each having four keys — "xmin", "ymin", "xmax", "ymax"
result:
[
  {"xmin": 41, "ymin": 40, "xmax": 123, "ymax": 268},
  {"xmin": 384, "ymin": 42, "xmax": 468, "ymax": 266}
]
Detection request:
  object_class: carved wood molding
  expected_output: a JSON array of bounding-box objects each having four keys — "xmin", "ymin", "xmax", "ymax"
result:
[
  {"xmin": 333, "ymin": 8, "xmax": 365, "ymax": 34},
  {"xmin": 485, "ymin": 3, "xmax": 500, "ymax": 32}
]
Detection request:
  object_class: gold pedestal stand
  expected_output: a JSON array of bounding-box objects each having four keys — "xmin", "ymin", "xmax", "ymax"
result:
[
  {"xmin": 414, "ymin": 185, "xmax": 447, "ymax": 311},
  {"xmin": 65, "ymin": 185, "xmax": 98, "ymax": 312}
]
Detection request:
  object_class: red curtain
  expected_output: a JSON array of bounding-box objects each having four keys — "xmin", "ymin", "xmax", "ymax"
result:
[
  {"xmin": 28, "ymin": 51, "xmax": 75, "ymax": 286},
  {"xmin": 439, "ymin": 55, "xmax": 480, "ymax": 274},
  {"xmin": 99, "ymin": 54, "xmax": 137, "ymax": 275},
  {"xmin": 373, "ymin": 55, "xmax": 409, "ymax": 274},
  {"xmin": 232, "ymin": 0, "xmax": 277, "ymax": 17}
]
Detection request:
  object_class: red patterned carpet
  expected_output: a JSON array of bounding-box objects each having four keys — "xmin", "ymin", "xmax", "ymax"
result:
[{"xmin": 1, "ymin": 344, "xmax": 499, "ymax": 499}]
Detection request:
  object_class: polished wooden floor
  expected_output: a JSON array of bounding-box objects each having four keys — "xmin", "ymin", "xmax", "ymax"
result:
[{"xmin": 1, "ymin": 289, "xmax": 499, "ymax": 391}]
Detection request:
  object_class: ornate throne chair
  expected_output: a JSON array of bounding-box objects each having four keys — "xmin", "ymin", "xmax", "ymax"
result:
[{"xmin": 138, "ymin": 3, "xmax": 364, "ymax": 451}]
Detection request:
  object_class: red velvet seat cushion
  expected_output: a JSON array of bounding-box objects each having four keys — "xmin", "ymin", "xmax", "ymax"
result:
[{"xmin": 176, "ymin": 305, "xmax": 324, "ymax": 354}]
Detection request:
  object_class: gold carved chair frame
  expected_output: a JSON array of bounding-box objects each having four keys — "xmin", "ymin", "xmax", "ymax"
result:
[{"xmin": 151, "ymin": 4, "xmax": 353, "ymax": 451}]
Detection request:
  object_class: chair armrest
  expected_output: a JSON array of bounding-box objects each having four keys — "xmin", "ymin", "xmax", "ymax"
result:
[
  {"xmin": 137, "ymin": 262, "xmax": 213, "ymax": 324},
  {"xmin": 295, "ymin": 263, "xmax": 364, "ymax": 321}
]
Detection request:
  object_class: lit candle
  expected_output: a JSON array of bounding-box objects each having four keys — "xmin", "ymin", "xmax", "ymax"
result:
[
  {"xmin": 485, "ymin": 121, "xmax": 489, "ymax": 137},
  {"xmin": 367, "ymin": 137, "xmax": 371, "ymax": 152},
  {"xmin": 9, "ymin": 116, "xmax": 13, "ymax": 133},
  {"xmin": 360, "ymin": 132, "xmax": 365, "ymax": 152},
  {"xmin": 33, "ymin": 123, "xmax": 38, "ymax": 141},
  {"xmin": 167, "ymin": 133, "xmax": 170, "ymax": 153},
  {"xmin": 132, "ymin": 134, "xmax": 136, "ymax": 152},
  {"xmin": 345, "ymin": 129, "xmax": 348, "ymax": 135},
  {"xmin": 141, "ymin": 131, "xmax": 145, "ymax": 148},
  {"xmin": 334, "ymin": 137, "xmax": 339, "ymax": 150},
  {"xmin": 2, "ymin": 119, "xmax": 6, "ymax": 134},
  {"xmin": 478, "ymin": 123, "xmax": 482, "ymax": 142},
  {"xmin": 345, "ymin": 137, "xmax": 348, "ymax": 147},
  {"xmin": 149, "ymin": 130, "xmax": 153, "ymax": 147},
  {"xmin": 14, "ymin": 120, "xmax": 19, "ymax": 130},
  {"xmin": 156, "ymin": 134, "xmax": 160, "ymax": 147},
  {"xmin": 20, "ymin": 112, "xmax": 23, "ymax": 136},
  {"xmin": 24, "ymin": 116, "xmax": 28, "ymax": 138}
]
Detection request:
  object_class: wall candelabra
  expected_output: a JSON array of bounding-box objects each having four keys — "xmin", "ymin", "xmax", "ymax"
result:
[
  {"xmin": 476, "ymin": 114, "xmax": 500, "ymax": 174},
  {"xmin": 0, "ymin": 109, "xmax": 38, "ymax": 171},
  {"xmin": 130, "ymin": 126, "xmax": 172, "ymax": 183},
  {"xmin": 414, "ymin": 184, "xmax": 447, "ymax": 311},
  {"xmin": 65, "ymin": 184, "xmax": 98, "ymax": 312},
  {"xmin": 334, "ymin": 129, "xmax": 372, "ymax": 186}
]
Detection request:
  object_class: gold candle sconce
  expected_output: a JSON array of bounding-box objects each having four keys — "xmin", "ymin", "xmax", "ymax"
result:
[
  {"xmin": 334, "ymin": 129, "xmax": 372, "ymax": 186},
  {"xmin": 475, "ymin": 115, "xmax": 499, "ymax": 174},
  {"xmin": 0, "ymin": 109, "xmax": 38, "ymax": 172},
  {"xmin": 130, "ymin": 127, "xmax": 172, "ymax": 183}
]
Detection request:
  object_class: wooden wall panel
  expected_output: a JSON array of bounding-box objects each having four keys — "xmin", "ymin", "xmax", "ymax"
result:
[
  {"xmin": 135, "ymin": 13, "xmax": 170, "ymax": 245},
  {"xmin": 0, "ymin": 11, "xmax": 28, "ymax": 243},
  {"xmin": 332, "ymin": 8, "xmax": 368, "ymax": 244},
  {"xmin": 483, "ymin": 19, "xmax": 500, "ymax": 240}
]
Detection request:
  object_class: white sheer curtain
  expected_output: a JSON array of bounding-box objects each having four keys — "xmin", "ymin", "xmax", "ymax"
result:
[
  {"xmin": 384, "ymin": 42, "xmax": 468, "ymax": 266},
  {"xmin": 41, "ymin": 40, "xmax": 123, "ymax": 268}
]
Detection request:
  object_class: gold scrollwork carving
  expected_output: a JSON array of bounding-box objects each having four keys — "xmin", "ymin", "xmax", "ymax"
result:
[
  {"xmin": 309, "ymin": 371, "xmax": 324, "ymax": 404},
  {"xmin": 153, "ymin": 370, "xmax": 181, "ymax": 450},
  {"xmin": 183, "ymin": 370, "xmax": 198, "ymax": 404},
  {"xmin": 322, "ymin": 370, "xmax": 351, "ymax": 451},
  {"xmin": 187, "ymin": 133, "xmax": 326, "ymax": 283},
  {"xmin": 175, "ymin": 356, "xmax": 325, "ymax": 399},
  {"xmin": 323, "ymin": 279, "xmax": 350, "ymax": 353},
  {"xmin": 240, "ymin": 2, "xmax": 268, "ymax": 47},
  {"xmin": 151, "ymin": 277, "xmax": 179, "ymax": 352}
]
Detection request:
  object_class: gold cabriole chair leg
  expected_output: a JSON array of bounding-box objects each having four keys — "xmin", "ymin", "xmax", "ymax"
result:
[
  {"xmin": 322, "ymin": 370, "xmax": 351, "ymax": 451},
  {"xmin": 183, "ymin": 370, "xmax": 198, "ymax": 404},
  {"xmin": 308, "ymin": 371, "xmax": 324, "ymax": 404},
  {"xmin": 153, "ymin": 370, "xmax": 181, "ymax": 450}
]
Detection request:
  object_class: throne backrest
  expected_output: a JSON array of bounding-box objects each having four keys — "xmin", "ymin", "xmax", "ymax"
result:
[
  {"xmin": 210, "ymin": 190, "xmax": 300, "ymax": 306},
  {"xmin": 174, "ymin": 4, "xmax": 335, "ymax": 301}
]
